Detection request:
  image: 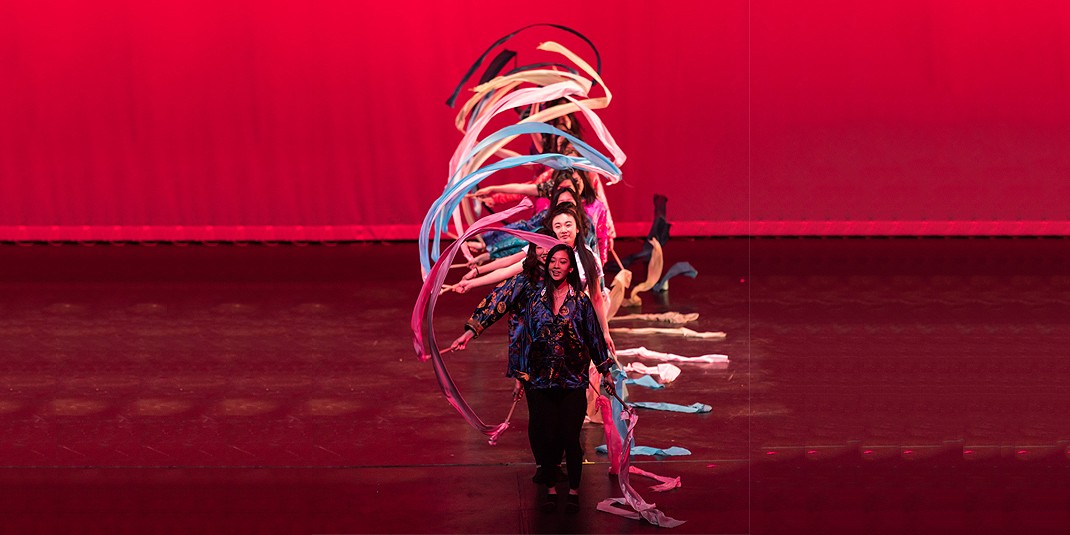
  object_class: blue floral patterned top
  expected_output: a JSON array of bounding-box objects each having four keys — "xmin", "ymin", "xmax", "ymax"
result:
[
  {"xmin": 465, "ymin": 276, "xmax": 612, "ymax": 389},
  {"xmin": 465, "ymin": 273, "xmax": 539, "ymax": 380},
  {"xmin": 517, "ymin": 284, "xmax": 613, "ymax": 390}
]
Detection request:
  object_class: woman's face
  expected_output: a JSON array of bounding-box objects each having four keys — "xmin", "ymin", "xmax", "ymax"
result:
[
  {"xmin": 548, "ymin": 250, "xmax": 572, "ymax": 283},
  {"xmin": 534, "ymin": 245, "xmax": 549, "ymax": 264},
  {"xmin": 556, "ymin": 190, "xmax": 576, "ymax": 206},
  {"xmin": 552, "ymin": 213, "xmax": 577, "ymax": 247}
]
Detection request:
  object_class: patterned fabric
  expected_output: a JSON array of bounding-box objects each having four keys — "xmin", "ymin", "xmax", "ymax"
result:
[
  {"xmin": 464, "ymin": 273, "xmax": 539, "ymax": 379},
  {"xmin": 518, "ymin": 284, "xmax": 613, "ymax": 389}
]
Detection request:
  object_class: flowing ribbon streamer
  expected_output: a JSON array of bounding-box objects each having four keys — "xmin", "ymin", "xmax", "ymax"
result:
[
  {"xmin": 615, "ymin": 346, "xmax": 730, "ymax": 363},
  {"xmin": 454, "ymin": 42, "xmax": 619, "ymax": 187},
  {"xmin": 445, "ymin": 23, "xmax": 602, "ymax": 107},
  {"xmin": 423, "ymin": 125, "xmax": 620, "ymax": 275},
  {"xmin": 450, "ymin": 122, "xmax": 620, "ymax": 191},
  {"xmin": 450, "ymin": 80, "xmax": 590, "ymax": 176},
  {"xmin": 629, "ymin": 466, "xmax": 682, "ymax": 492},
  {"xmin": 624, "ymin": 375, "xmax": 664, "ymax": 389},
  {"xmin": 610, "ymin": 327, "xmax": 727, "ymax": 340},
  {"xmin": 420, "ymin": 151, "xmax": 574, "ymax": 277},
  {"xmin": 606, "ymin": 269, "xmax": 633, "ymax": 319},
  {"xmin": 595, "ymin": 396, "xmax": 685, "ymax": 527},
  {"xmin": 624, "ymin": 239, "xmax": 664, "ymax": 307},
  {"xmin": 652, "ymin": 261, "xmax": 698, "ymax": 292},
  {"xmin": 623, "ymin": 362, "xmax": 682, "ymax": 383},
  {"xmin": 412, "ymin": 198, "xmax": 562, "ymax": 443},
  {"xmin": 611, "ymin": 312, "xmax": 699, "ymax": 325},
  {"xmin": 629, "ymin": 402, "xmax": 712, "ymax": 414},
  {"xmin": 596, "ymin": 444, "xmax": 693, "ymax": 456},
  {"xmin": 447, "ymin": 42, "xmax": 624, "ymax": 242}
]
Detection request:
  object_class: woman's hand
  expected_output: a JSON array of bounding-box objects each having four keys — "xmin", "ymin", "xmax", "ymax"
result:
[
  {"xmin": 449, "ymin": 330, "xmax": 475, "ymax": 352},
  {"xmin": 452, "ymin": 280, "xmax": 471, "ymax": 294},
  {"xmin": 604, "ymin": 331, "xmax": 616, "ymax": 356},
  {"xmin": 467, "ymin": 187, "xmax": 498, "ymax": 204},
  {"xmin": 601, "ymin": 372, "xmax": 616, "ymax": 397},
  {"xmin": 466, "ymin": 253, "xmax": 490, "ymax": 268},
  {"xmin": 512, "ymin": 379, "xmax": 524, "ymax": 400},
  {"xmin": 462, "ymin": 266, "xmax": 480, "ymax": 281}
]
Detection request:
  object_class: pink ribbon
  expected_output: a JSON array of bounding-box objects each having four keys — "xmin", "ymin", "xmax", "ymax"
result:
[
  {"xmin": 412, "ymin": 198, "xmax": 561, "ymax": 444},
  {"xmin": 595, "ymin": 396, "xmax": 685, "ymax": 527}
]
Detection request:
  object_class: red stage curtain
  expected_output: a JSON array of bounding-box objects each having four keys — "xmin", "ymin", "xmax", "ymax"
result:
[{"xmin": 0, "ymin": 1, "xmax": 1066, "ymax": 240}]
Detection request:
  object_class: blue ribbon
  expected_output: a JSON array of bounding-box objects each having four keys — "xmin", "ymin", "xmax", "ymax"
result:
[
  {"xmin": 596, "ymin": 445, "xmax": 692, "ymax": 456},
  {"xmin": 629, "ymin": 402, "xmax": 712, "ymax": 414},
  {"xmin": 422, "ymin": 123, "xmax": 621, "ymax": 274}
]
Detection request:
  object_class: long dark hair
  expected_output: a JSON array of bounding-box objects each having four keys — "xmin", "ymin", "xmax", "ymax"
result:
[
  {"xmin": 543, "ymin": 244, "xmax": 582, "ymax": 309},
  {"xmin": 521, "ymin": 228, "xmax": 555, "ymax": 282},
  {"xmin": 543, "ymin": 204, "xmax": 599, "ymax": 296},
  {"xmin": 549, "ymin": 168, "xmax": 596, "ymax": 205},
  {"xmin": 538, "ymin": 98, "xmax": 583, "ymax": 155},
  {"xmin": 549, "ymin": 183, "xmax": 578, "ymax": 208}
]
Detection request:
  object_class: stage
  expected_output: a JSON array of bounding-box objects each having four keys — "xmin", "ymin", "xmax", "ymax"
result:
[{"xmin": 1, "ymin": 238, "xmax": 1067, "ymax": 533}]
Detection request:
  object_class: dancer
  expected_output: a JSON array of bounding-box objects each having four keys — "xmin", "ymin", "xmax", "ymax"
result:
[
  {"xmin": 452, "ymin": 244, "xmax": 614, "ymax": 513},
  {"xmin": 469, "ymin": 166, "xmax": 611, "ymax": 265},
  {"xmin": 448, "ymin": 230, "xmax": 553, "ymax": 396},
  {"xmin": 456, "ymin": 202, "xmax": 614, "ymax": 353},
  {"xmin": 459, "ymin": 182, "xmax": 594, "ymax": 275}
]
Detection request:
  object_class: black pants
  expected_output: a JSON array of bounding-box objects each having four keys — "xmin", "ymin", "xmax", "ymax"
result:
[{"xmin": 525, "ymin": 386, "xmax": 587, "ymax": 489}]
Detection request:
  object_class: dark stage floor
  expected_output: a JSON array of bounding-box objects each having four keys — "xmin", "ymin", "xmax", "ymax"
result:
[{"xmin": 1, "ymin": 238, "xmax": 1069, "ymax": 534}]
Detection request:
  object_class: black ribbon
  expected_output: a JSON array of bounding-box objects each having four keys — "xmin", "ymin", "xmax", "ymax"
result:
[{"xmin": 445, "ymin": 23, "xmax": 601, "ymax": 107}]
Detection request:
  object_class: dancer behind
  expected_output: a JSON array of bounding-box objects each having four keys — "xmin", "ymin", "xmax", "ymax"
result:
[
  {"xmin": 453, "ymin": 244, "xmax": 614, "ymax": 513},
  {"xmin": 469, "ymin": 167, "xmax": 611, "ymax": 266},
  {"xmin": 464, "ymin": 168, "xmax": 599, "ymax": 265},
  {"xmin": 448, "ymin": 230, "xmax": 553, "ymax": 397},
  {"xmin": 523, "ymin": 244, "xmax": 614, "ymax": 513},
  {"xmin": 456, "ymin": 202, "xmax": 614, "ymax": 355},
  {"xmin": 460, "ymin": 182, "xmax": 594, "ymax": 276},
  {"xmin": 476, "ymin": 100, "xmax": 583, "ymax": 211}
]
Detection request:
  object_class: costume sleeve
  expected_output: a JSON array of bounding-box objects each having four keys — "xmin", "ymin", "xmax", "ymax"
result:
[
  {"xmin": 576, "ymin": 293, "xmax": 613, "ymax": 374},
  {"xmin": 586, "ymin": 201, "xmax": 610, "ymax": 266},
  {"xmin": 465, "ymin": 275, "xmax": 527, "ymax": 336},
  {"xmin": 536, "ymin": 178, "xmax": 555, "ymax": 199}
]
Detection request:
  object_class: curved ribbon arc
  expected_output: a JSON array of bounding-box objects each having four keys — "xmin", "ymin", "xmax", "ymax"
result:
[
  {"xmin": 452, "ymin": 122, "xmax": 620, "ymax": 188},
  {"xmin": 420, "ymin": 151, "xmax": 586, "ymax": 278},
  {"xmin": 454, "ymin": 41, "xmax": 617, "ymax": 168},
  {"xmin": 451, "ymin": 81, "xmax": 590, "ymax": 177},
  {"xmin": 464, "ymin": 62, "xmax": 583, "ymax": 131},
  {"xmin": 455, "ymin": 70, "xmax": 588, "ymax": 132},
  {"xmin": 445, "ymin": 23, "xmax": 602, "ymax": 107},
  {"xmin": 477, "ymin": 49, "xmax": 517, "ymax": 85},
  {"xmin": 427, "ymin": 123, "xmax": 621, "ymax": 275},
  {"xmin": 412, "ymin": 198, "xmax": 562, "ymax": 443},
  {"xmin": 595, "ymin": 397, "xmax": 685, "ymax": 527}
]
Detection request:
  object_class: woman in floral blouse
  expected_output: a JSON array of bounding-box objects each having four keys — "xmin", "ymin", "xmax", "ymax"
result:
[
  {"xmin": 518, "ymin": 244, "xmax": 615, "ymax": 513},
  {"xmin": 449, "ymin": 242, "xmax": 614, "ymax": 513},
  {"xmin": 448, "ymin": 230, "xmax": 553, "ymax": 397}
]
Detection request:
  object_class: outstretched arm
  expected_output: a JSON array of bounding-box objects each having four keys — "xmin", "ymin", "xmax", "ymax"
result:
[
  {"xmin": 454, "ymin": 260, "xmax": 523, "ymax": 294},
  {"xmin": 469, "ymin": 183, "xmax": 540, "ymax": 202},
  {"xmin": 453, "ymin": 274, "xmax": 528, "ymax": 348},
  {"xmin": 461, "ymin": 251, "xmax": 525, "ymax": 281}
]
